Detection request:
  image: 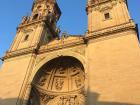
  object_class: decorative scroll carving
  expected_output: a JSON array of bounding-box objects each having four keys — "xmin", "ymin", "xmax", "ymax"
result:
[
  {"xmin": 40, "ymin": 92, "xmax": 55, "ymax": 104},
  {"xmin": 89, "ymin": 0, "xmax": 126, "ymax": 12},
  {"xmin": 55, "ymin": 78, "xmax": 64, "ymax": 90},
  {"xmin": 93, "ymin": 0, "xmax": 117, "ymax": 12},
  {"xmin": 46, "ymin": 94, "xmax": 85, "ymax": 105},
  {"xmin": 57, "ymin": 95, "xmax": 79, "ymax": 105},
  {"xmin": 75, "ymin": 74, "xmax": 83, "ymax": 88}
]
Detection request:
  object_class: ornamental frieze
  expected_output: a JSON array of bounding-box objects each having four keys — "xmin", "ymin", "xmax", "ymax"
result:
[
  {"xmin": 87, "ymin": 0, "xmax": 126, "ymax": 12},
  {"xmin": 93, "ymin": 0, "xmax": 117, "ymax": 12},
  {"xmin": 88, "ymin": 21, "xmax": 136, "ymax": 37},
  {"xmin": 47, "ymin": 94, "xmax": 86, "ymax": 105}
]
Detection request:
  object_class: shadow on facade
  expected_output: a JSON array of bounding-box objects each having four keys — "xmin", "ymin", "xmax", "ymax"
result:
[
  {"xmin": 0, "ymin": 98, "xmax": 26, "ymax": 105},
  {"xmin": 86, "ymin": 91, "xmax": 138, "ymax": 105},
  {"xmin": 0, "ymin": 92, "xmax": 138, "ymax": 105}
]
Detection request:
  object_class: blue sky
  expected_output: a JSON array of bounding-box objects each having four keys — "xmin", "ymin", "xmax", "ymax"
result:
[{"xmin": 0, "ymin": 0, "xmax": 140, "ymax": 66}]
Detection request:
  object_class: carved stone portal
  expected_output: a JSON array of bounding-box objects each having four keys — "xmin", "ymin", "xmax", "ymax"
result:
[{"xmin": 28, "ymin": 56, "xmax": 85, "ymax": 105}]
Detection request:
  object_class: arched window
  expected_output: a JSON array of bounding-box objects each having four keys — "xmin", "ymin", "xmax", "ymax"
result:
[
  {"xmin": 104, "ymin": 13, "xmax": 110, "ymax": 20},
  {"xmin": 24, "ymin": 34, "xmax": 29, "ymax": 41}
]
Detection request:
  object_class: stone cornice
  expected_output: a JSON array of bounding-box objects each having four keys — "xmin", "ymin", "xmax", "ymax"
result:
[
  {"xmin": 3, "ymin": 46, "xmax": 37, "ymax": 60},
  {"xmin": 18, "ymin": 18, "xmax": 46, "ymax": 29},
  {"xmin": 3, "ymin": 21, "xmax": 137, "ymax": 60},
  {"xmin": 38, "ymin": 21, "xmax": 137, "ymax": 54},
  {"xmin": 87, "ymin": 20, "xmax": 136, "ymax": 38},
  {"xmin": 38, "ymin": 37, "xmax": 85, "ymax": 54}
]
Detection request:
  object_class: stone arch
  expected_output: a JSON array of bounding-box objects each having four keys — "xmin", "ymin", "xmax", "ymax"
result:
[
  {"xmin": 31, "ymin": 51, "xmax": 86, "ymax": 82},
  {"xmin": 27, "ymin": 53, "xmax": 86, "ymax": 105}
]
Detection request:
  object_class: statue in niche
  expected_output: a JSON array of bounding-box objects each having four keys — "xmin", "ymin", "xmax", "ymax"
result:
[{"xmin": 55, "ymin": 78, "xmax": 64, "ymax": 90}]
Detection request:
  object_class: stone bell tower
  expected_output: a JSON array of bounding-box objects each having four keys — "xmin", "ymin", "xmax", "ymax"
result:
[
  {"xmin": 86, "ymin": 0, "xmax": 140, "ymax": 104},
  {"xmin": 1, "ymin": 0, "xmax": 140, "ymax": 105},
  {"xmin": 0, "ymin": 0, "xmax": 61, "ymax": 105},
  {"xmin": 87, "ymin": 0, "xmax": 132, "ymax": 33},
  {"xmin": 9, "ymin": 0, "xmax": 61, "ymax": 52}
]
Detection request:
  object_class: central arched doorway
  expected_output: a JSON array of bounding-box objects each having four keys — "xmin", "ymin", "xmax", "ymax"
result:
[{"xmin": 28, "ymin": 56, "xmax": 85, "ymax": 105}]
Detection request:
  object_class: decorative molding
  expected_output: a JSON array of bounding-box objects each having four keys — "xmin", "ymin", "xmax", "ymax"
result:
[
  {"xmin": 87, "ymin": 21, "xmax": 136, "ymax": 38},
  {"xmin": 3, "ymin": 46, "xmax": 37, "ymax": 60},
  {"xmin": 39, "ymin": 92, "xmax": 55, "ymax": 104},
  {"xmin": 38, "ymin": 38, "xmax": 84, "ymax": 54},
  {"xmin": 47, "ymin": 94, "xmax": 85, "ymax": 105},
  {"xmin": 4, "ymin": 21, "xmax": 136, "ymax": 60},
  {"xmin": 93, "ymin": 0, "xmax": 117, "ymax": 12},
  {"xmin": 55, "ymin": 78, "xmax": 64, "ymax": 91},
  {"xmin": 87, "ymin": 0, "xmax": 126, "ymax": 13},
  {"xmin": 35, "ymin": 56, "xmax": 46, "ymax": 66}
]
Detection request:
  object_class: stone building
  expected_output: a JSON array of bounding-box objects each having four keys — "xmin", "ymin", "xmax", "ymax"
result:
[{"xmin": 0, "ymin": 0, "xmax": 140, "ymax": 105}]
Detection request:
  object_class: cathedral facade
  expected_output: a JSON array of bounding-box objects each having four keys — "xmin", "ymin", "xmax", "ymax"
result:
[{"xmin": 0, "ymin": 0, "xmax": 140, "ymax": 105}]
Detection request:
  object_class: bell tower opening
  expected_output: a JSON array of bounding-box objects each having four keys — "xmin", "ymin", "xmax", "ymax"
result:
[{"xmin": 28, "ymin": 56, "xmax": 86, "ymax": 105}]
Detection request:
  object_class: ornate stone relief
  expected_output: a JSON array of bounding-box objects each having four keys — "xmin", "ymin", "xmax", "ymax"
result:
[
  {"xmin": 55, "ymin": 78, "xmax": 64, "ymax": 91},
  {"xmin": 30, "ymin": 56, "xmax": 85, "ymax": 105},
  {"xmin": 39, "ymin": 92, "xmax": 55, "ymax": 104},
  {"xmin": 92, "ymin": 0, "xmax": 126, "ymax": 12},
  {"xmin": 47, "ymin": 94, "xmax": 85, "ymax": 105},
  {"xmin": 75, "ymin": 74, "xmax": 84, "ymax": 88},
  {"xmin": 93, "ymin": 1, "xmax": 115, "ymax": 12}
]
